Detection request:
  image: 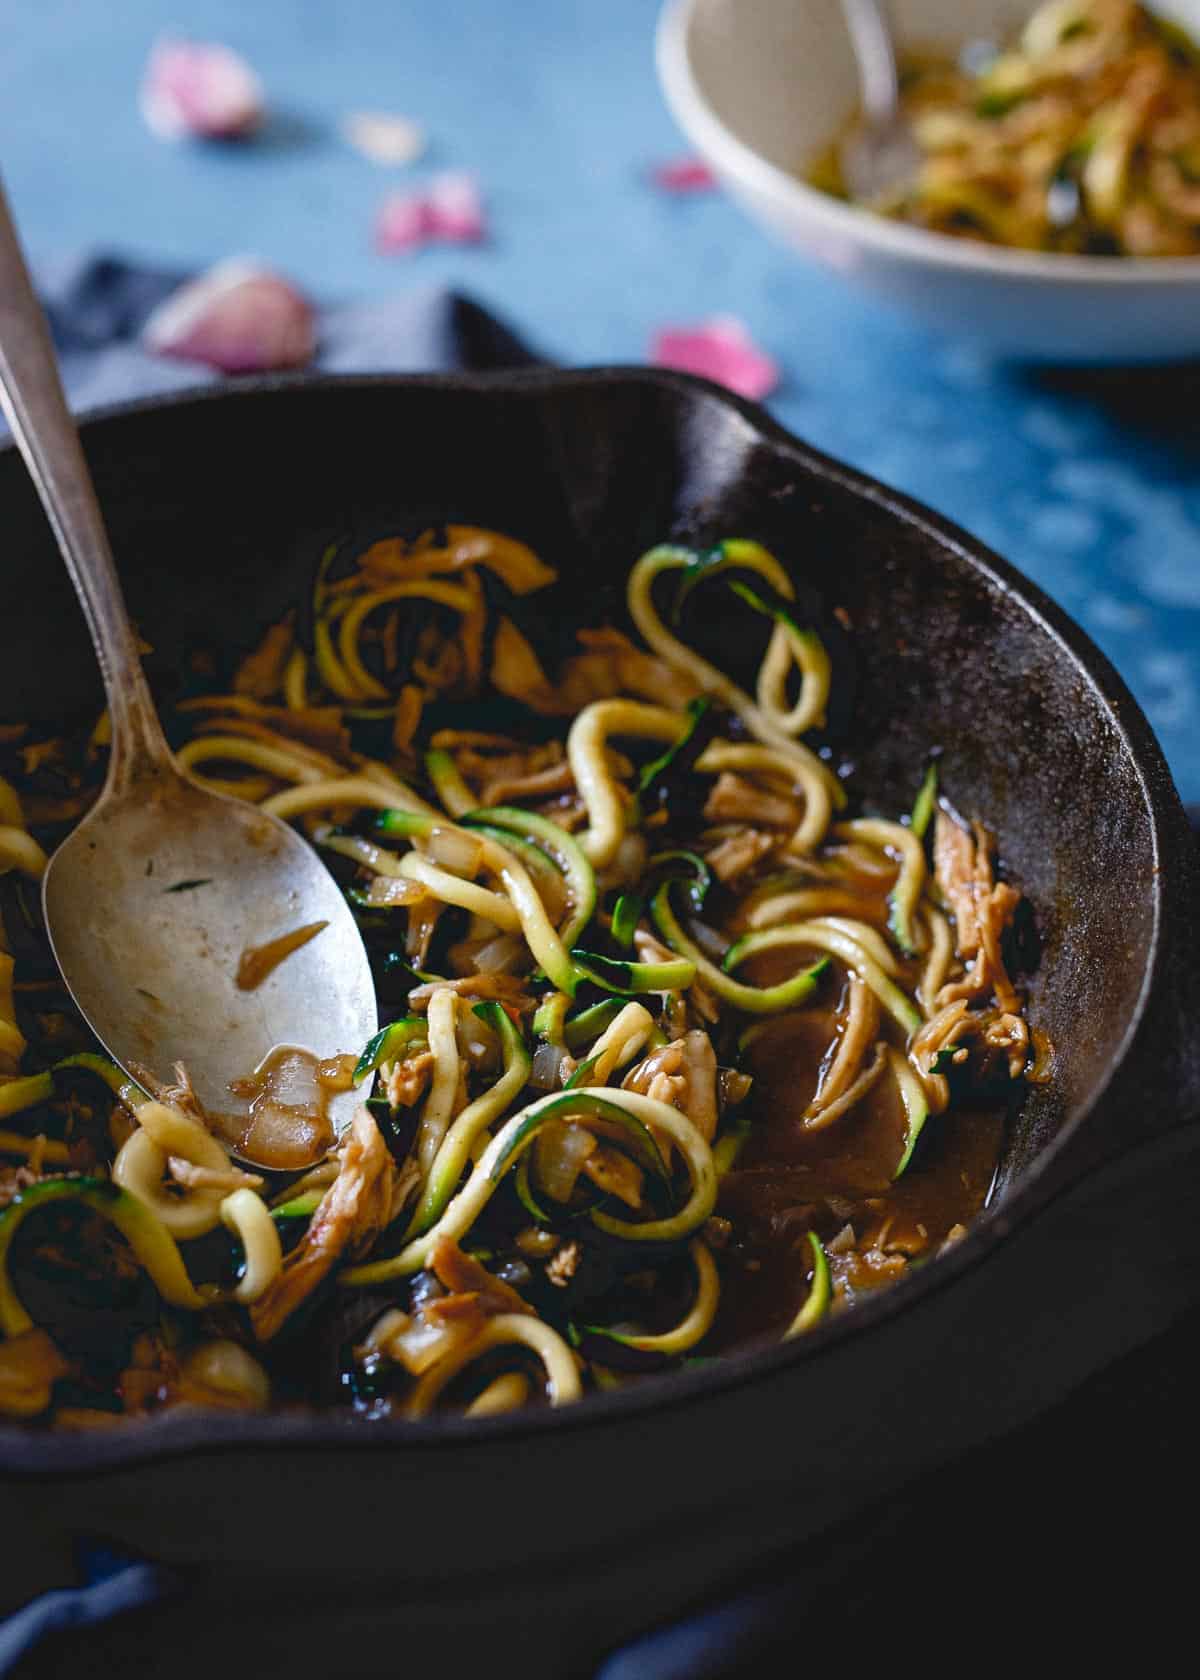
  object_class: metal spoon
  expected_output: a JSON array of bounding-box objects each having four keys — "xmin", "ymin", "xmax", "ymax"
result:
[
  {"xmin": 0, "ymin": 180, "xmax": 377, "ymax": 1170},
  {"xmin": 837, "ymin": 0, "xmax": 921, "ymax": 203}
]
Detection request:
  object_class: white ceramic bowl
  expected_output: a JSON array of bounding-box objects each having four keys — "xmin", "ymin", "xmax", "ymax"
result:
[{"xmin": 656, "ymin": 0, "xmax": 1200, "ymax": 361}]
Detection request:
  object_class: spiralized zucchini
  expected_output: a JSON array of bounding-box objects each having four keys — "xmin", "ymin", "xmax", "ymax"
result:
[
  {"xmin": 0, "ymin": 523, "xmax": 1033, "ymax": 1425},
  {"xmin": 812, "ymin": 0, "xmax": 1200, "ymax": 258}
]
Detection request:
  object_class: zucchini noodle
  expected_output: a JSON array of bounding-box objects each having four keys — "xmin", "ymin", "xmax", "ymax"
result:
[
  {"xmin": 837, "ymin": 818, "xmax": 927, "ymax": 957},
  {"xmin": 723, "ymin": 922, "xmax": 923, "ymax": 1035},
  {"xmin": 811, "ymin": 0, "xmax": 1200, "ymax": 258},
  {"xmin": 337, "ymin": 580, "xmax": 476, "ymax": 701},
  {"xmin": 396, "ymin": 852, "xmax": 522, "ymax": 933},
  {"xmin": 756, "ymin": 619, "xmax": 831, "ymax": 737},
  {"xmin": 221, "ymin": 1187, "xmax": 284, "ymax": 1304},
  {"xmin": 0, "ymin": 1179, "xmax": 207, "ymax": 1335},
  {"xmin": 262, "ymin": 775, "xmax": 435, "ymax": 822},
  {"xmin": 404, "ymin": 1312, "xmax": 582, "ymax": 1416},
  {"xmin": 568, "ymin": 700, "xmax": 683, "ymax": 867},
  {"xmin": 408, "ymin": 1004, "xmax": 532, "ymax": 1237},
  {"xmin": 414, "ymin": 988, "xmax": 463, "ymax": 1182},
  {"xmin": 342, "ymin": 1087, "xmax": 715, "ymax": 1284},
  {"xmin": 112, "ymin": 1101, "xmax": 230, "ymax": 1240},
  {"xmin": 627, "ymin": 544, "xmax": 844, "ymax": 807},
  {"xmin": 584, "ymin": 1237, "xmax": 719, "ymax": 1354},
  {"xmin": 695, "ymin": 741, "xmax": 832, "ymax": 855}
]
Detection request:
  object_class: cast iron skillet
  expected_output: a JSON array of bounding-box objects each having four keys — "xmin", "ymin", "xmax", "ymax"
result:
[{"xmin": 2, "ymin": 369, "xmax": 1199, "ymax": 1668}]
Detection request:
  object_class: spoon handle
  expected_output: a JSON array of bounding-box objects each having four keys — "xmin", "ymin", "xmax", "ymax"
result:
[
  {"xmin": 0, "ymin": 177, "xmax": 176, "ymax": 790},
  {"xmin": 840, "ymin": 0, "xmax": 902, "ymax": 125}
]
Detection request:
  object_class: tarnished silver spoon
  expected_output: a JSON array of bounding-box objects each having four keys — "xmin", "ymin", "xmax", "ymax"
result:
[
  {"xmin": 0, "ymin": 179, "xmax": 377, "ymax": 1170},
  {"xmin": 837, "ymin": 0, "xmax": 921, "ymax": 203}
]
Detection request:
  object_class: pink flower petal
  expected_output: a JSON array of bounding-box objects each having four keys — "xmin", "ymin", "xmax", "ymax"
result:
[
  {"xmin": 650, "ymin": 157, "xmax": 717, "ymax": 193},
  {"xmin": 650, "ymin": 316, "xmax": 780, "ymax": 401},
  {"xmin": 140, "ymin": 38, "xmax": 264, "ymax": 141},
  {"xmin": 426, "ymin": 172, "xmax": 487, "ymax": 242},
  {"xmin": 375, "ymin": 173, "xmax": 488, "ymax": 253},
  {"xmin": 375, "ymin": 193, "xmax": 435, "ymax": 253},
  {"xmin": 142, "ymin": 262, "xmax": 314, "ymax": 374}
]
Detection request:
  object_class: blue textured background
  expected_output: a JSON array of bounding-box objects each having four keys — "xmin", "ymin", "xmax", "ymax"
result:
[{"xmin": 1, "ymin": 0, "xmax": 1197, "ymax": 799}]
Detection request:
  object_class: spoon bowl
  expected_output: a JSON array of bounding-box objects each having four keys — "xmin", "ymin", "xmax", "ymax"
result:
[
  {"xmin": 0, "ymin": 179, "xmax": 376, "ymax": 1170},
  {"xmin": 41, "ymin": 770, "xmax": 377, "ymax": 1168}
]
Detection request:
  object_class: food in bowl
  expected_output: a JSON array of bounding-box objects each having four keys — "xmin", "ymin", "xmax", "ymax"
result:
[
  {"xmin": 0, "ymin": 526, "xmax": 1041, "ymax": 1427},
  {"xmin": 809, "ymin": 0, "xmax": 1200, "ymax": 255}
]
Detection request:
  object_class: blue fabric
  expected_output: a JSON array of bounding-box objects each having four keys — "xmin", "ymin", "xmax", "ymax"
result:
[{"xmin": 0, "ymin": 1550, "xmax": 171, "ymax": 1677}]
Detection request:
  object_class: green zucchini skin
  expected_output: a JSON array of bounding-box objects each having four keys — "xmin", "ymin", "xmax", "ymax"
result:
[
  {"xmin": 463, "ymin": 803, "xmax": 597, "ymax": 951},
  {"xmin": 630, "ymin": 697, "xmax": 711, "ymax": 822},
  {"xmin": 910, "ymin": 762, "xmax": 939, "ymax": 842},
  {"xmin": 889, "ymin": 1049, "xmax": 932, "ymax": 1179},
  {"xmin": 609, "ymin": 893, "xmax": 644, "ymax": 949},
  {"xmin": 570, "ymin": 948, "xmax": 697, "ymax": 998},
  {"xmin": 559, "ymin": 999, "xmax": 626, "ymax": 1051},
  {"xmin": 787, "ymin": 1232, "xmax": 831, "ymax": 1336},
  {"xmin": 353, "ymin": 1018, "xmax": 429, "ymax": 1084},
  {"xmin": 652, "ymin": 884, "xmax": 831, "ymax": 1016}
]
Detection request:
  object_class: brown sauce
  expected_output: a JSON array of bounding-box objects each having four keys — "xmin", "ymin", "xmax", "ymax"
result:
[
  {"xmin": 706, "ymin": 877, "xmax": 1005, "ymax": 1351},
  {"xmin": 213, "ymin": 1044, "xmax": 358, "ymax": 1170},
  {"xmin": 235, "ymin": 920, "xmax": 328, "ymax": 991}
]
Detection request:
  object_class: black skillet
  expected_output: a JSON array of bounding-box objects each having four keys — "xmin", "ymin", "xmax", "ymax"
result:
[{"xmin": 2, "ymin": 369, "xmax": 1199, "ymax": 1673}]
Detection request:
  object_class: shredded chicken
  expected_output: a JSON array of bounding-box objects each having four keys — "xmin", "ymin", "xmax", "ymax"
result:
[
  {"xmin": 251, "ymin": 1106, "xmax": 394, "ymax": 1341},
  {"xmin": 190, "ymin": 715, "xmax": 349, "ymax": 778},
  {"xmin": 581, "ymin": 1145, "xmax": 644, "ymax": 1208},
  {"xmin": 622, "ymin": 1030, "xmax": 718, "ymax": 1142},
  {"xmin": 556, "ymin": 626, "xmax": 701, "ymax": 712},
  {"xmin": 982, "ymin": 1011, "xmax": 1031, "ymax": 1081},
  {"xmin": 490, "ymin": 617, "xmax": 561, "ymax": 712},
  {"xmin": 406, "ymin": 974, "xmax": 535, "ymax": 1012},
  {"xmin": 392, "ymin": 684, "xmax": 424, "ymax": 755},
  {"xmin": 180, "ymin": 695, "xmax": 351, "ymax": 757},
  {"xmin": 166, "ymin": 1157, "xmax": 264, "ymax": 1194},
  {"xmin": 704, "ymin": 826, "xmax": 778, "ymax": 884},
  {"xmin": 0, "ymin": 1328, "xmax": 70, "ymax": 1420},
  {"xmin": 385, "ymin": 1049, "xmax": 436, "ymax": 1109},
  {"xmin": 703, "ymin": 772, "xmax": 797, "ymax": 830},
  {"xmin": 546, "ymin": 1239, "xmax": 582, "ymax": 1288},
  {"xmin": 933, "ymin": 812, "xmax": 1022, "ymax": 1013},
  {"xmin": 806, "ymin": 974, "xmax": 879, "ymax": 1121},
  {"xmin": 233, "ymin": 618, "xmax": 295, "ymax": 698},
  {"xmin": 429, "ymin": 1236, "xmax": 534, "ymax": 1317},
  {"xmin": 482, "ymin": 755, "xmax": 576, "ymax": 807}
]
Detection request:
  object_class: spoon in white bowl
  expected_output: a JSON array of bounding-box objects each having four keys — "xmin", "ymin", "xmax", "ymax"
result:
[
  {"xmin": 0, "ymin": 180, "xmax": 377, "ymax": 1171},
  {"xmin": 837, "ymin": 0, "xmax": 921, "ymax": 203}
]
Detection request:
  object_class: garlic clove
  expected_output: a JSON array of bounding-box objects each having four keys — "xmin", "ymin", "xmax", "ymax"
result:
[{"xmin": 142, "ymin": 262, "xmax": 315, "ymax": 374}]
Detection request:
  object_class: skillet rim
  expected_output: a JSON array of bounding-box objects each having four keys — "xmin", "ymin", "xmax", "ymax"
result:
[{"xmin": 0, "ymin": 364, "xmax": 1176, "ymax": 1474}]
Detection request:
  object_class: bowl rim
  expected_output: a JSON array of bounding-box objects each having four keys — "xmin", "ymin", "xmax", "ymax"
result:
[
  {"xmin": 0, "ymin": 365, "xmax": 1178, "ymax": 1474},
  {"xmin": 656, "ymin": 0, "xmax": 1200, "ymax": 287}
]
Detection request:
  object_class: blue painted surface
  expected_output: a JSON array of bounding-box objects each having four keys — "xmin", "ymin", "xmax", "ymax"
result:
[{"xmin": 1, "ymin": 0, "xmax": 1197, "ymax": 797}]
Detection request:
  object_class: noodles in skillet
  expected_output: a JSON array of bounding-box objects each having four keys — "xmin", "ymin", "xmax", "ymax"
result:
[{"xmin": 0, "ymin": 527, "xmax": 1040, "ymax": 1426}]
